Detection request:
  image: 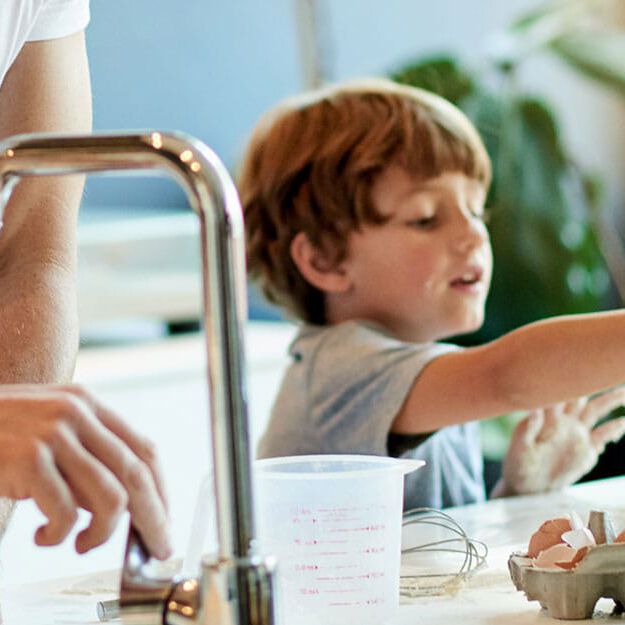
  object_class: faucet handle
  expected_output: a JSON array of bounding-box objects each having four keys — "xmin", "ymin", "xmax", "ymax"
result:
[{"xmin": 120, "ymin": 525, "xmax": 178, "ymax": 625}]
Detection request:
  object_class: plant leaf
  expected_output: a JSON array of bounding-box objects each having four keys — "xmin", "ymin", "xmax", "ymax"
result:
[
  {"xmin": 510, "ymin": 0, "xmax": 585, "ymax": 33},
  {"xmin": 390, "ymin": 56, "xmax": 474, "ymax": 105},
  {"xmin": 551, "ymin": 32, "xmax": 625, "ymax": 95}
]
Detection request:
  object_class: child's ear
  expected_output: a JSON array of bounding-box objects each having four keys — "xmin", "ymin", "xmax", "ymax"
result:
[{"xmin": 290, "ymin": 232, "xmax": 351, "ymax": 294}]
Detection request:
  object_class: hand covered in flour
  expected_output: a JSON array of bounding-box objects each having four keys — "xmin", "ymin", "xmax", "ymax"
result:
[
  {"xmin": 0, "ymin": 385, "xmax": 172, "ymax": 558},
  {"xmin": 493, "ymin": 387, "xmax": 625, "ymax": 497}
]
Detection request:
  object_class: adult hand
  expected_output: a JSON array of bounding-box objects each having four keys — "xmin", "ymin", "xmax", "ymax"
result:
[
  {"xmin": 497, "ymin": 387, "xmax": 625, "ymax": 496},
  {"xmin": 0, "ymin": 385, "xmax": 172, "ymax": 558}
]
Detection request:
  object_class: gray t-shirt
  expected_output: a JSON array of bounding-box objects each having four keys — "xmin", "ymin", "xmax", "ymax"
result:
[{"xmin": 257, "ymin": 321, "xmax": 486, "ymax": 510}]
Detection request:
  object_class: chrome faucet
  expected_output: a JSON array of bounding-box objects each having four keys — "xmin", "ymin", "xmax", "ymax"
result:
[{"xmin": 0, "ymin": 131, "xmax": 277, "ymax": 625}]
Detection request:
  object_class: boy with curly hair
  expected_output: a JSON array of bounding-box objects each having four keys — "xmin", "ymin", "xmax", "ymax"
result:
[{"xmin": 240, "ymin": 78, "xmax": 625, "ymax": 509}]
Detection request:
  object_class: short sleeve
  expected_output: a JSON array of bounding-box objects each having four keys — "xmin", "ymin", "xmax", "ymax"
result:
[
  {"xmin": 307, "ymin": 323, "xmax": 459, "ymax": 455},
  {"xmin": 28, "ymin": 0, "xmax": 90, "ymax": 41}
]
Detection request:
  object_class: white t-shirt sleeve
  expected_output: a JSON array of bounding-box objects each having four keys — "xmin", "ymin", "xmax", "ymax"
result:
[{"xmin": 28, "ymin": 0, "xmax": 90, "ymax": 42}]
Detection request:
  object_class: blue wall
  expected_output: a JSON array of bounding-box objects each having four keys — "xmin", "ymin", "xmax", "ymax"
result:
[
  {"xmin": 85, "ymin": 0, "xmax": 302, "ymax": 208},
  {"xmin": 84, "ymin": 1, "xmax": 529, "ymax": 209}
]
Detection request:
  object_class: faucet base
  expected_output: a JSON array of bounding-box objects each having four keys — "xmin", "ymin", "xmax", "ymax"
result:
[{"xmin": 198, "ymin": 554, "xmax": 278, "ymax": 625}]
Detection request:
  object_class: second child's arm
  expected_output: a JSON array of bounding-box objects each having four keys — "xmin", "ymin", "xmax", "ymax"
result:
[{"xmin": 392, "ymin": 310, "xmax": 625, "ymax": 434}]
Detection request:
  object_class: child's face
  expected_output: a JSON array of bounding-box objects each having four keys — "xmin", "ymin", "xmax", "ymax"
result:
[{"xmin": 340, "ymin": 165, "xmax": 492, "ymax": 342}]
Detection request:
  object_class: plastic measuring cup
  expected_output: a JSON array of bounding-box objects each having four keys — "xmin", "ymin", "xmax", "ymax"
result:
[{"xmin": 254, "ymin": 454, "xmax": 424, "ymax": 625}]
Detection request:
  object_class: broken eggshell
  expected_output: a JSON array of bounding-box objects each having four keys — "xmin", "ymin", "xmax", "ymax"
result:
[
  {"xmin": 527, "ymin": 517, "xmax": 572, "ymax": 558},
  {"xmin": 561, "ymin": 527, "xmax": 596, "ymax": 550},
  {"xmin": 527, "ymin": 516, "xmax": 593, "ymax": 570},
  {"xmin": 532, "ymin": 544, "xmax": 589, "ymax": 570}
]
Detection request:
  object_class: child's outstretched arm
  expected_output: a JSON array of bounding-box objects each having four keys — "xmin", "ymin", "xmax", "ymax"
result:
[
  {"xmin": 490, "ymin": 386, "xmax": 625, "ymax": 497},
  {"xmin": 392, "ymin": 310, "xmax": 625, "ymax": 434}
]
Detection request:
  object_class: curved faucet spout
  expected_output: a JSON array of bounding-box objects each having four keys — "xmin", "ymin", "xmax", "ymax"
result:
[{"xmin": 0, "ymin": 131, "xmax": 274, "ymax": 625}]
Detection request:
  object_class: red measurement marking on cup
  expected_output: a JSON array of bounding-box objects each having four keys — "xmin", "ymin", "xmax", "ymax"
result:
[
  {"xmin": 293, "ymin": 538, "xmax": 320, "ymax": 546},
  {"xmin": 290, "ymin": 507, "xmax": 313, "ymax": 515},
  {"xmin": 363, "ymin": 546, "xmax": 385, "ymax": 554},
  {"xmin": 357, "ymin": 572, "xmax": 385, "ymax": 579},
  {"xmin": 315, "ymin": 576, "xmax": 355, "ymax": 581},
  {"xmin": 293, "ymin": 538, "xmax": 349, "ymax": 546},
  {"xmin": 300, "ymin": 587, "xmax": 363, "ymax": 596},
  {"xmin": 329, "ymin": 524, "xmax": 386, "ymax": 533},
  {"xmin": 294, "ymin": 564, "xmax": 320, "ymax": 572}
]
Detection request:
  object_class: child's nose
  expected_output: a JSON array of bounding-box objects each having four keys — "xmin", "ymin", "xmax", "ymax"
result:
[{"xmin": 451, "ymin": 215, "xmax": 487, "ymax": 253}]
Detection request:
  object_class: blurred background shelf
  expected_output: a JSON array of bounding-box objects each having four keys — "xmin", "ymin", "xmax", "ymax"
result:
[
  {"xmin": 77, "ymin": 205, "xmax": 283, "ymax": 344},
  {"xmin": 77, "ymin": 206, "xmax": 201, "ymax": 330}
]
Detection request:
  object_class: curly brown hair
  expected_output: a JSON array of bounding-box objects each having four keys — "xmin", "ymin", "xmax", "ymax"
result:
[{"xmin": 239, "ymin": 77, "xmax": 491, "ymax": 324}]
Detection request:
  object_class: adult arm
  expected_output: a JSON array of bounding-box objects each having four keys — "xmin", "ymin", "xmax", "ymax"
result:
[
  {"xmin": 393, "ymin": 310, "xmax": 625, "ymax": 434},
  {"xmin": 0, "ymin": 30, "xmax": 91, "ymax": 383}
]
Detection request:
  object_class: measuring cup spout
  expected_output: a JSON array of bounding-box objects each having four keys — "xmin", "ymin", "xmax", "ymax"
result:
[{"xmin": 396, "ymin": 458, "xmax": 426, "ymax": 475}]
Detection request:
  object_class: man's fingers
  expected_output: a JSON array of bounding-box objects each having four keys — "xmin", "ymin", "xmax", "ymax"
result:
[
  {"xmin": 65, "ymin": 404, "xmax": 172, "ymax": 559},
  {"xmin": 122, "ymin": 462, "xmax": 172, "ymax": 560},
  {"xmin": 0, "ymin": 386, "xmax": 172, "ymax": 558},
  {"xmin": 590, "ymin": 417, "xmax": 625, "ymax": 454},
  {"xmin": 98, "ymin": 410, "xmax": 169, "ymax": 514},
  {"xmin": 20, "ymin": 386, "xmax": 167, "ymax": 508},
  {"xmin": 580, "ymin": 387, "xmax": 625, "ymax": 428},
  {"xmin": 68, "ymin": 389, "xmax": 169, "ymax": 513},
  {"xmin": 51, "ymin": 425, "xmax": 128, "ymax": 553},
  {"xmin": 27, "ymin": 444, "xmax": 79, "ymax": 547}
]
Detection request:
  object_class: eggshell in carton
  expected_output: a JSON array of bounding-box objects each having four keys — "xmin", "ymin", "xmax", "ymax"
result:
[
  {"xmin": 527, "ymin": 518, "xmax": 572, "ymax": 558},
  {"xmin": 509, "ymin": 511, "xmax": 625, "ymax": 619}
]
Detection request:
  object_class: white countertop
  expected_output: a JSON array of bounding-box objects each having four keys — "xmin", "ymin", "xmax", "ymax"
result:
[{"xmin": 3, "ymin": 476, "xmax": 625, "ymax": 624}]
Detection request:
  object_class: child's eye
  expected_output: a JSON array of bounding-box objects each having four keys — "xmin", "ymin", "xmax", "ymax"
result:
[{"xmin": 407, "ymin": 215, "xmax": 437, "ymax": 229}]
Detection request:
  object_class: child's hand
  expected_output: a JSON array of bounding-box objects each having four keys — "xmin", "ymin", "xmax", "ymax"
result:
[{"xmin": 498, "ymin": 387, "xmax": 625, "ymax": 496}]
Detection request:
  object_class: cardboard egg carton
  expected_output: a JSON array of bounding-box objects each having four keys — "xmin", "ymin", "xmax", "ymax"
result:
[{"xmin": 508, "ymin": 511, "xmax": 625, "ymax": 619}]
